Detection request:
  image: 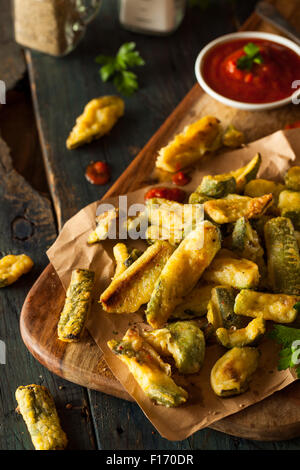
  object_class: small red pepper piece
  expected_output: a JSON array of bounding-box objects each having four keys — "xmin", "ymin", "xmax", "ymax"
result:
[
  {"xmin": 144, "ymin": 187, "xmax": 186, "ymax": 203},
  {"xmin": 172, "ymin": 171, "xmax": 191, "ymax": 186},
  {"xmin": 85, "ymin": 161, "xmax": 110, "ymax": 185}
]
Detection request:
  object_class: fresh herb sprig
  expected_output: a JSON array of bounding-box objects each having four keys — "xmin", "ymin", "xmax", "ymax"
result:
[
  {"xmin": 269, "ymin": 324, "xmax": 300, "ymax": 378},
  {"xmin": 95, "ymin": 42, "xmax": 145, "ymax": 96},
  {"xmin": 236, "ymin": 42, "xmax": 264, "ymax": 71}
]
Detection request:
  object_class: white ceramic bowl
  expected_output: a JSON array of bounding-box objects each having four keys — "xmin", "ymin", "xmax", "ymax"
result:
[{"xmin": 195, "ymin": 31, "xmax": 300, "ymax": 111}]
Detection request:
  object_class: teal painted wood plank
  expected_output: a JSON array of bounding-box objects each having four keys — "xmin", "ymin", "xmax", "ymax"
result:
[{"xmin": 0, "ymin": 138, "xmax": 96, "ymax": 450}]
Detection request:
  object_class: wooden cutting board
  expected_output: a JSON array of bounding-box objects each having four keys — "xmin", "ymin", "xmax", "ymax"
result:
[{"xmin": 21, "ymin": 1, "xmax": 300, "ymax": 441}]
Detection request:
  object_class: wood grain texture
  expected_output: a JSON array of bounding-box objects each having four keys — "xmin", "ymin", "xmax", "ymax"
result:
[
  {"xmin": 22, "ymin": 0, "xmax": 300, "ymax": 449},
  {"xmin": 0, "ymin": 0, "xmax": 25, "ymax": 90},
  {"xmin": 0, "ymin": 88, "xmax": 49, "ymax": 194},
  {"xmin": 0, "ymin": 137, "xmax": 96, "ymax": 449}
]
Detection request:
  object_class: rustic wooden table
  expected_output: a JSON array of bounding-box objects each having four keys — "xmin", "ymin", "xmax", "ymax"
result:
[{"xmin": 1, "ymin": 0, "xmax": 300, "ymax": 450}]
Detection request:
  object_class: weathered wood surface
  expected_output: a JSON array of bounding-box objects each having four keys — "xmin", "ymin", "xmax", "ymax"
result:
[
  {"xmin": 12, "ymin": 0, "xmax": 300, "ymax": 450},
  {"xmin": 0, "ymin": 88, "xmax": 49, "ymax": 194},
  {"xmin": 0, "ymin": 137, "xmax": 96, "ymax": 449},
  {"xmin": 0, "ymin": 0, "xmax": 25, "ymax": 90}
]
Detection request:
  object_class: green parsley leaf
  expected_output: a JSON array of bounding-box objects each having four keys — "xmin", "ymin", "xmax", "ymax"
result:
[
  {"xmin": 244, "ymin": 42, "xmax": 260, "ymax": 57},
  {"xmin": 113, "ymin": 71, "xmax": 139, "ymax": 97},
  {"xmin": 116, "ymin": 42, "xmax": 145, "ymax": 69},
  {"xmin": 100, "ymin": 62, "xmax": 116, "ymax": 82},
  {"xmin": 269, "ymin": 325, "xmax": 300, "ymax": 377},
  {"xmin": 236, "ymin": 42, "xmax": 264, "ymax": 71},
  {"xmin": 95, "ymin": 42, "xmax": 145, "ymax": 96},
  {"xmin": 294, "ymin": 301, "xmax": 300, "ymax": 313}
]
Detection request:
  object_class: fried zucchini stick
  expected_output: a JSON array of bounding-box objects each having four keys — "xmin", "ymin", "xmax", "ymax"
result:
[
  {"xmin": 16, "ymin": 385, "xmax": 67, "ymax": 450},
  {"xmin": 57, "ymin": 269, "xmax": 95, "ymax": 342},
  {"xmin": 108, "ymin": 329, "xmax": 188, "ymax": 407},
  {"xmin": 146, "ymin": 221, "xmax": 221, "ymax": 328}
]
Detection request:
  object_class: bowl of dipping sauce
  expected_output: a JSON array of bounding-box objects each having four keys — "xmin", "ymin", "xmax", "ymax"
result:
[{"xmin": 195, "ymin": 32, "xmax": 300, "ymax": 111}]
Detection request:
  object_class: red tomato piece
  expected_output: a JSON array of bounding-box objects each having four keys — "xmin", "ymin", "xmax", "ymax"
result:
[
  {"xmin": 144, "ymin": 187, "xmax": 186, "ymax": 203},
  {"xmin": 85, "ymin": 161, "xmax": 110, "ymax": 185},
  {"xmin": 172, "ymin": 171, "xmax": 191, "ymax": 186}
]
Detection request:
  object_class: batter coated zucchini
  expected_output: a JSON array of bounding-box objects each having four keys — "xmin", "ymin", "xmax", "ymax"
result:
[
  {"xmin": 198, "ymin": 174, "xmax": 237, "ymax": 198},
  {"xmin": 15, "ymin": 385, "xmax": 67, "ymax": 450},
  {"xmin": 216, "ymin": 317, "xmax": 266, "ymax": 348},
  {"xmin": 278, "ymin": 190, "xmax": 300, "ymax": 230},
  {"xmin": 285, "ymin": 166, "xmax": 300, "ymax": 191},
  {"xmin": 145, "ymin": 225, "xmax": 183, "ymax": 246},
  {"xmin": 203, "ymin": 255, "xmax": 260, "ymax": 289},
  {"xmin": 155, "ymin": 115, "xmax": 221, "ymax": 172},
  {"xmin": 193, "ymin": 153, "xmax": 261, "ymax": 200},
  {"xmin": 210, "ymin": 347, "xmax": 259, "ymax": 397},
  {"xmin": 170, "ymin": 283, "xmax": 214, "ymax": 320},
  {"xmin": 244, "ymin": 178, "xmax": 284, "ymax": 203},
  {"xmin": 234, "ymin": 289, "xmax": 299, "ymax": 324},
  {"xmin": 58, "ymin": 269, "xmax": 95, "ymax": 342},
  {"xmin": 100, "ymin": 241, "xmax": 175, "ymax": 313},
  {"xmin": 87, "ymin": 208, "xmax": 119, "ymax": 244},
  {"xmin": 112, "ymin": 243, "xmax": 129, "ymax": 279},
  {"xmin": 264, "ymin": 217, "xmax": 300, "ymax": 295},
  {"xmin": 124, "ymin": 248, "xmax": 143, "ymax": 268},
  {"xmin": 231, "ymin": 217, "xmax": 266, "ymax": 284},
  {"xmin": 146, "ymin": 221, "xmax": 221, "ymax": 328},
  {"xmin": 207, "ymin": 286, "xmax": 246, "ymax": 330},
  {"xmin": 204, "ymin": 193, "xmax": 273, "ymax": 224},
  {"xmin": 146, "ymin": 197, "xmax": 203, "ymax": 240},
  {"xmin": 0, "ymin": 254, "xmax": 33, "ymax": 287},
  {"xmin": 108, "ymin": 329, "xmax": 188, "ymax": 407},
  {"xmin": 188, "ymin": 192, "xmax": 212, "ymax": 204},
  {"xmin": 222, "ymin": 125, "xmax": 245, "ymax": 148},
  {"xmin": 66, "ymin": 96, "xmax": 124, "ymax": 149},
  {"xmin": 231, "ymin": 217, "xmax": 264, "ymax": 262},
  {"xmin": 229, "ymin": 153, "xmax": 261, "ymax": 192},
  {"xmin": 143, "ymin": 321, "xmax": 205, "ymax": 374}
]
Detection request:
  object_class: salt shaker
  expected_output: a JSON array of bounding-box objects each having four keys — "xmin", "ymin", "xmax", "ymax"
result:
[
  {"xmin": 13, "ymin": 0, "xmax": 102, "ymax": 57},
  {"xmin": 118, "ymin": 0, "xmax": 186, "ymax": 35}
]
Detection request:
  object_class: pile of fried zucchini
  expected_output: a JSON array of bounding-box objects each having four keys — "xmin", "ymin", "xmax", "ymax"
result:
[
  {"xmin": 89, "ymin": 154, "xmax": 300, "ymax": 407},
  {"xmin": 17, "ymin": 120, "xmax": 300, "ymax": 448}
]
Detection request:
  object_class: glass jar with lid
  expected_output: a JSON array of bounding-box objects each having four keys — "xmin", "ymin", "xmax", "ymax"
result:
[
  {"xmin": 13, "ymin": 0, "xmax": 102, "ymax": 57},
  {"xmin": 118, "ymin": 0, "xmax": 186, "ymax": 35}
]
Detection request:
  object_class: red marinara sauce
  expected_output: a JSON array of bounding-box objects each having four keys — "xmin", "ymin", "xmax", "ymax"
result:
[
  {"xmin": 85, "ymin": 161, "xmax": 110, "ymax": 185},
  {"xmin": 202, "ymin": 39, "xmax": 300, "ymax": 104},
  {"xmin": 144, "ymin": 187, "xmax": 186, "ymax": 202}
]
